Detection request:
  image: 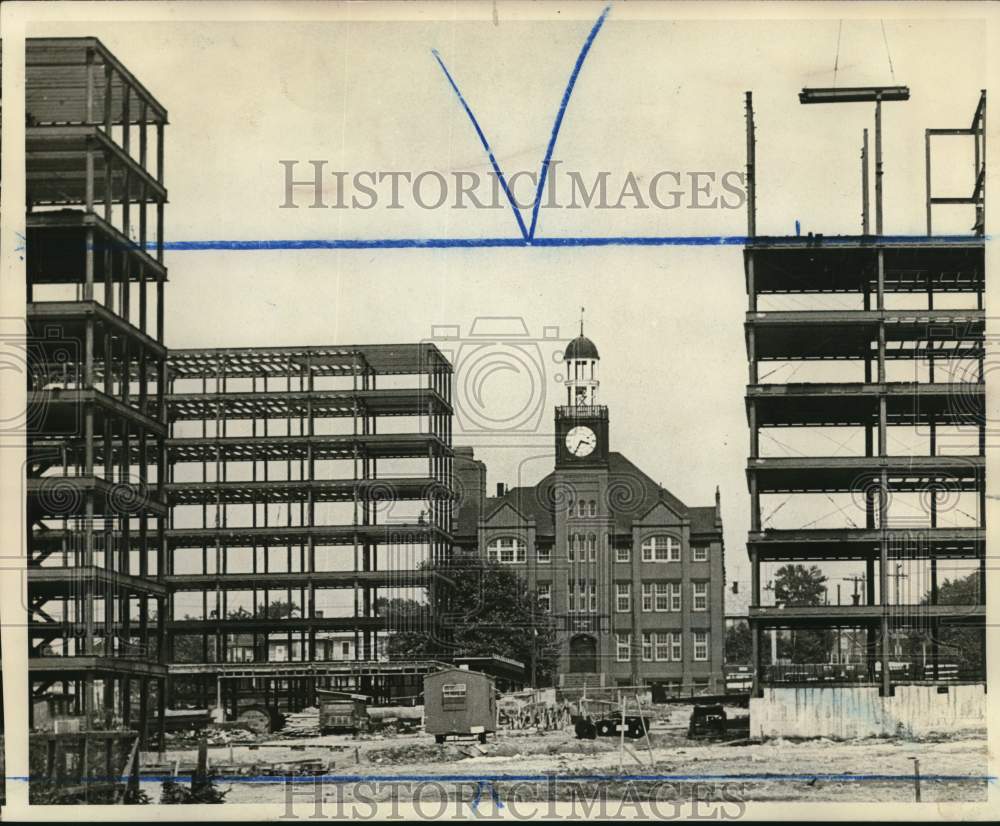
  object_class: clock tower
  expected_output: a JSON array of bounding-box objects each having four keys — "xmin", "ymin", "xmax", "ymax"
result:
[{"xmin": 555, "ymin": 316, "xmax": 609, "ymax": 468}]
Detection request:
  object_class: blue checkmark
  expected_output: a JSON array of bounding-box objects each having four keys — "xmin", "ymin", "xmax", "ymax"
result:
[{"xmin": 432, "ymin": 5, "xmax": 612, "ymax": 241}]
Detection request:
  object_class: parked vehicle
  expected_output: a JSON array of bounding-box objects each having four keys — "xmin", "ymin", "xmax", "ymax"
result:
[
  {"xmin": 688, "ymin": 703, "xmax": 727, "ymax": 738},
  {"xmin": 592, "ymin": 715, "xmax": 651, "ymax": 739},
  {"xmin": 318, "ymin": 690, "xmax": 369, "ymax": 735}
]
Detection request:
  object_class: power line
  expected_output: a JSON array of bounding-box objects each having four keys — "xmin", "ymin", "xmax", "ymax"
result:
[
  {"xmin": 833, "ymin": 20, "xmax": 843, "ymax": 86},
  {"xmin": 880, "ymin": 20, "xmax": 896, "ymax": 82}
]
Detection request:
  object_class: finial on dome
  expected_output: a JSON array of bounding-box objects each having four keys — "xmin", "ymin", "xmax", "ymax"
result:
[{"xmin": 580, "ymin": 305, "xmax": 585, "ymax": 337}]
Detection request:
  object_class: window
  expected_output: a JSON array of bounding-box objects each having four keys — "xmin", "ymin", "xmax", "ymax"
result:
[
  {"xmin": 568, "ymin": 533, "xmax": 581, "ymax": 562},
  {"xmin": 671, "ymin": 633, "xmax": 683, "ymax": 662},
  {"xmin": 641, "ymin": 535, "xmax": 680, "ymax": 563},
  {"xmin": 537, "ymin": 584, "xmax": 551, "ymax": 613},
  {"xmin": 670, "ymin": 582, "xmax": 682, "ymax": 612},
  {"xmin": 654, "ymin": 583, "xmax": 669, "ymax": 612},
  {"xmin": 654, "ymin": 632, "xmax": 669, "ymax": 662},
  {"xmin": 487, "ymin": 537, "xmax": 526, "ymax": 564},
  {"xmin": 693, "ymin": 582, "xmax": 708, "ymax": 612},
  {"xmin": 341, "ymin": 642, "xmax": 350, "ymax": 657},
  {"xmin": 641, "ymin": 633, "xmax": 653, "ymax": 662},
  {"xmin": 692, "ymin": 545, "xmax": 709, "ymax": 562},
  {"xmin": 641, "ymin": 583, "xmax": 653, "ymax": 612},
  {"xmin": 693, "ymin": 631, "xmax": 709, "ymax": 661},
  {"xmin": 587, "ymin": 534, "xmax": 597, "ymax": 561},
  {"xmin": 577, "ymin": 500, "xmax": 587, "ymax": 518},
  {"xmin": 442, "ymin": 682, "xmax": 467, "ymax": 709},
  {"xmin": 589, "ymin": 500, "xmax": 598, "ymax": 517},
  {"xmin": 537, "ymin": 546, "xmax": 551, "ymax": 564},
  {"xmin": 616, "ymin": 583, "xmax": 631, "ymax": 613},
  {"xmin": 567, "ymin": 579, "xmax": 595, "ymax": 613},
  {"xmin": 616, "ymin": 546, "xmax": 631, "ymax": 564},
  {"xmin": 616, "ymin": 633, "xmax": 632, "ymax": 662}
]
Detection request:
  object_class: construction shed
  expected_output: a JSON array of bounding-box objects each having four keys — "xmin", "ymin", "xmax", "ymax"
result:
[{"xmin": 423, "ymin": 667, "xmax": 496, "ymax": 743}]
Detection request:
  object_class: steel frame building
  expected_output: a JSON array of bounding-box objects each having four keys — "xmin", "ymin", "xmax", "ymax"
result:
[
  {"xmin": 163, "ymin": 344, "xmax": 455, "ymax": 712},
  {"xmin": 24, "ymin": 38, "xmax": 169, "ymax": 746},
  {"xmin": 743, "ymin": 89, "xmax": 986, "ymax": 697}
]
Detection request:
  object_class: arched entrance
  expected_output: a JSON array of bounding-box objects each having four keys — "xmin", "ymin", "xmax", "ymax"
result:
[{"xmin": 569, "ymin": 634, "xmax": 598, "ymax": 673}]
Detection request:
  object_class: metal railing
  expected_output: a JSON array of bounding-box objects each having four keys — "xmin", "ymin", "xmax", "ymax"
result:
[{"xmin": 761, "ymin": 660, "xmax": 983, "ymax": 686}]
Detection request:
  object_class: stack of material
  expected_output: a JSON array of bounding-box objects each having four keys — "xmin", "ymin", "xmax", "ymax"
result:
[
  {"xmin": 164, "ymin": 724, "xmax": 259, "ymax": 749},
  {"xmin": 209, "ymin": 727, "xmax": 257, "ymax": 745},
  {"xmin": 367, "ymin": 706, "xmax": 422, "ymax": 723},
  {"xmin": 163, "ymin": 708, "xmax": 212, "ymax": 732},
  {"xmin": 281, "ymin": 706, "xmax": 320, "ymax": 738}
]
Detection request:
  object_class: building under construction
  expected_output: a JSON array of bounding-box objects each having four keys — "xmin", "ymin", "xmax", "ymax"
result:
[
  {"xmin": 162, "ymin": 344, "xmax": 462, "ymax": 723},
  {"xmin": 743, "ymin": 87, "xmax": 986, "ymax": 736},
  {"xmin": 25, "ymin": 36, "xmax": 170, "ymax": 772}
]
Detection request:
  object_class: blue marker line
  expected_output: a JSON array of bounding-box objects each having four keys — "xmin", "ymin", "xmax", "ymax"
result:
[
  {"xmin": 161, "ymin": 235, "xmax": 745, "ymax": 250},
  {"xmin": 431, "ymin": 50, "xmax": 530, "ymax": 239},
  {"xmin": 155, "ymin": 234, "xmax": 982, "ymax": 251},
  {"xmin": 528, "ymin": 5, "xmax": 611, "ymax": 239}
]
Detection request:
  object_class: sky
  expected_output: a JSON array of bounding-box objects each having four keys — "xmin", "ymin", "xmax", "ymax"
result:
[{"xmin": 30, "ymin": 4, "xmax": 989, "ymax": 612}]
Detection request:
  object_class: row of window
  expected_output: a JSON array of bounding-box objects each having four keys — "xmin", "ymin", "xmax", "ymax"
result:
[
  {"xmin": 567, "ymin": 533, "xmax": 599, "ymax": 562},
  {"xmin": 564, "ymin": 581, "xmax": 596, "ymax": 614},
  {"xmin": 487, "ymin": 537, "xmax": 527, "ymax": 564},
  {"xmin": 617, "ymin": 582, "xmax": 709, "ymax": 613},
  {"xmin": 570, "ymin": 500, "xmax": 599, "ymax": 518},
  {"xmin": 535, "ymin": 581, "xmax": 709, "ymax": 613},
  {"xmin": 615, "ymin": 631, "xmax": 711, "ymax": 662},
  {"xmin": 487, "ymin": 535, "xmax": 710, "ymax": 565}
]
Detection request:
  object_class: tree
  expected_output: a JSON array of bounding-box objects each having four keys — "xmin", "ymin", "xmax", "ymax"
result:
[
  {"xmin": 386, "ymin": 554, "xmax": 561, "ymax": 686},
  {"xmin": 773, "ymin": 563, "xmax": 827, "ymax": 607},
  {"xmin": 900, "ymin": 570, "xmax": 985, "ymax": 678},
  {"xmin": 772, "ymin": 564, "xmax": 832, "ymax": 664},
  {"xmin": 254, "ymin": 599, "xmax": 300, "ymax": 619},
  {"xmin": 724, "ymin": 620, "xmax": 752, "ymax": 665}
]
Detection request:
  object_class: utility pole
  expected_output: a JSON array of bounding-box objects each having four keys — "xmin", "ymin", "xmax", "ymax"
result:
[
  {"xmin": 889, "ymin": 564, "xmax": 909, "ymax": 606},
  {"xmin": 888, "ymin": 565, "xmax": 909, "ymax": 657},
  {"xmin": 841, "ymin": 575, "xmax": 866, "ymax": 606}
]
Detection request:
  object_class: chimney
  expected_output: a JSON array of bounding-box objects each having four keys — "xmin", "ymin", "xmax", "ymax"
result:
[
  {"xmin": 715, "ymin": 485, "xmax": 722, "ymax": 521},
  {"xmin": 496, "ymin": 483, "xmax": 506, "ymax": 497}
]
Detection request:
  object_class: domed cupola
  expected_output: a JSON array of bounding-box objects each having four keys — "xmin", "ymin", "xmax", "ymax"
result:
[{"xmin": 564, "ymin": 310, "xmax": 599, "ymax": 407}]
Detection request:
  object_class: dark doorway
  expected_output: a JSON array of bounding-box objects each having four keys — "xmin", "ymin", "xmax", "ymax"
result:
[{"xmin": 569, "ymin": 634, "xmax": 598, "ymax": 672}]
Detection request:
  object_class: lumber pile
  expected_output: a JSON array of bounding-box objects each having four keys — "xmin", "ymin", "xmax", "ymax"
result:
[{"xmin": 280, "ymin": 706, "xmax": 320, "ymax": 738}]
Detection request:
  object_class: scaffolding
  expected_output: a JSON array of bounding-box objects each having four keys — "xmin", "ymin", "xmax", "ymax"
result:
[
  {"xmin": 163, "ymin": 344, "xmax": 455, "ymax": 712},
  {"xmin": 24, "ymin": 38, "xmax": 170, "ymax": 751},
  {"xmin": 743, "ymin": 89, "xmax": 986, "ymax": 697}
]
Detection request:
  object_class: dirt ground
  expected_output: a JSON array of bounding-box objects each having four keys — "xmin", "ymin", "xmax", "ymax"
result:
[{"xmin": 142, "ymin": 713, "xmax": 990, "ymax": 807}]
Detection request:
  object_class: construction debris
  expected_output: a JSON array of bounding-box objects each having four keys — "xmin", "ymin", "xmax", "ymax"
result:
[{"xmin": 280, "ymin": 707, "xmax": 320, "ymax": 738}]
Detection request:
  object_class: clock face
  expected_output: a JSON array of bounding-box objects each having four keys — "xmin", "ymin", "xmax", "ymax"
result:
[{"xmin": 565, "ymin": 425, "xmax": 597, "ymax": 457}]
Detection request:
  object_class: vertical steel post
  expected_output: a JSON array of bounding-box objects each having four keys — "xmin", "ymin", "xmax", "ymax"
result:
[
  {"xmin": 925, "ymin": 129, "xmax": 932, "ymax": 236},
  {"xmin": 875, "ymin": 96, "xmax": 884, "ymax": 235},
  {"xmin": 85, "ymin": 47, "xmax": 94, "ymax": 123},
  {"xmin": 879, "ymin": 468, "xmax": 891, "ymax": 696},
  {"xmin": 745, "ymin": 91, "xmax": 756, "ymax": 238},
  {"xmin": 862, "ymin": 128, "xmax": 870, "ymax": 234}
]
